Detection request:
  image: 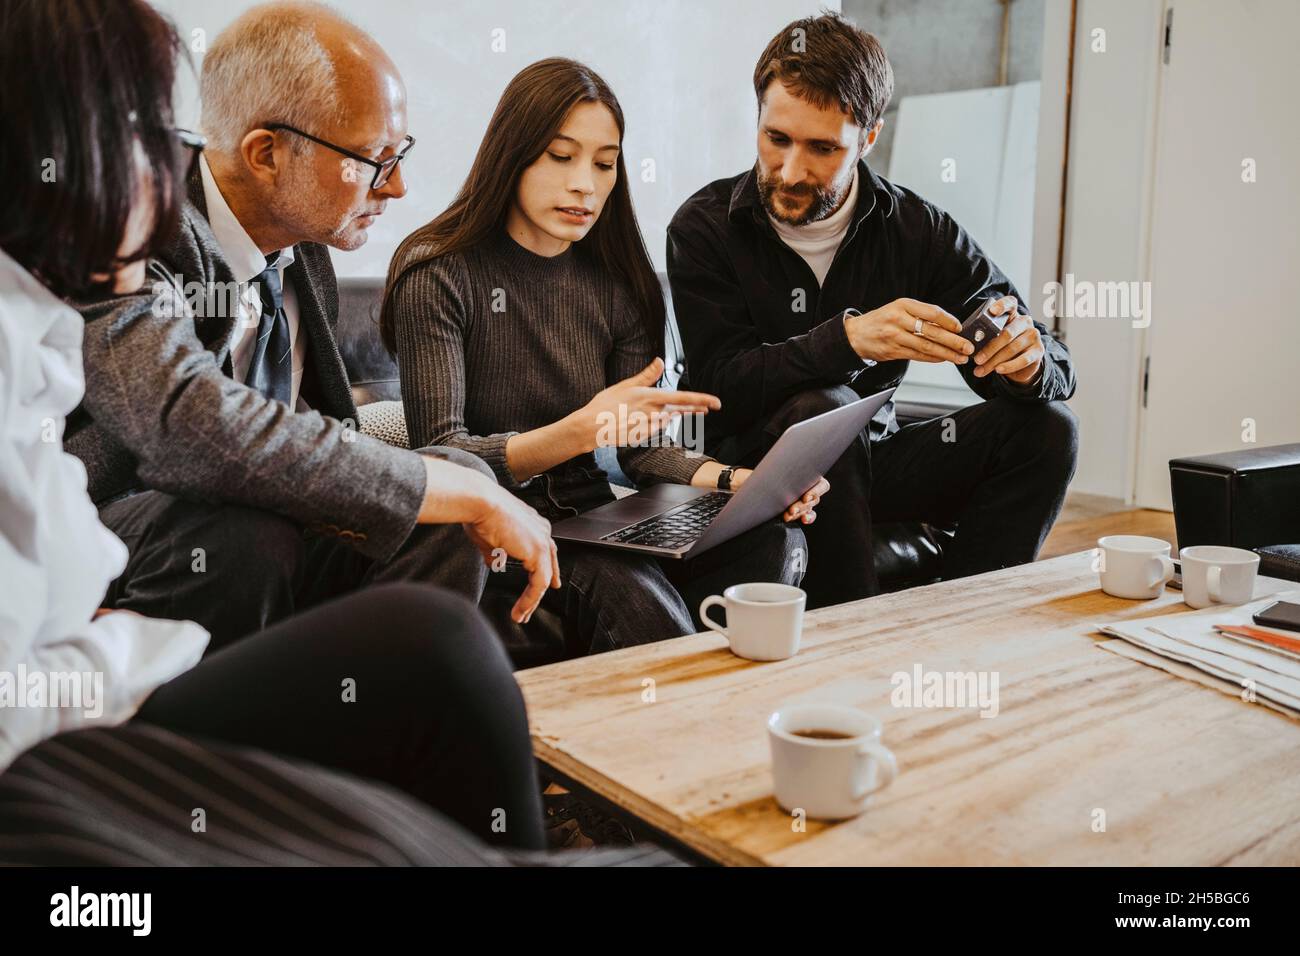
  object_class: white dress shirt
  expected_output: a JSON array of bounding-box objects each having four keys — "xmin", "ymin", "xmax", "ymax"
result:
[
  {"xmin": 199, "ymin": 155, "xmax": 309, "ymax": 410},
  {"xmin": 0, "ymin": 248, "xmax": 209, "ymax": 773}
]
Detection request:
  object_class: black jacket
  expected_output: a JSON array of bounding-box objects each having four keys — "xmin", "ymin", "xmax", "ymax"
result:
[{"xmin": 666, "ymin": 160, "xmax": 1076, "ymax": 459}]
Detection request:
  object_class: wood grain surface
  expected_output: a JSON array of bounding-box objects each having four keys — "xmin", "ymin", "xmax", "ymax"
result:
[{"xmin": 517, "ymin": 551, "xmax": 1300, "ymax": 866}]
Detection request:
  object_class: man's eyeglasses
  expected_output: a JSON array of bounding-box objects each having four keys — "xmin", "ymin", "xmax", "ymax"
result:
[{"xmin": 266, "ymin": 123, "xmax": 415, "ymax": 190}]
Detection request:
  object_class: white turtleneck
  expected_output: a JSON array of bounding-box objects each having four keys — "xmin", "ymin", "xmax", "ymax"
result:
[{"xmin": 768, "ymin": 167, "xmax": 859, "ymax": 286}]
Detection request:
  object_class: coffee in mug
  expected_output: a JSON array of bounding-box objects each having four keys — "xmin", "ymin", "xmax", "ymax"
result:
[
  {"xmin": 768, "ymin": 702, "xmax": 897, "ymax": 820},
  {"xmin": 792, "ymin": 728, "xmax": 854, "ymax": 740}
]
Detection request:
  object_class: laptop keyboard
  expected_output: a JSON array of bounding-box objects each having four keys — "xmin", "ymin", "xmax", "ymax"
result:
[{"xmin": 600, "ymin": 492, "xmax": 731, "ymax": 550}]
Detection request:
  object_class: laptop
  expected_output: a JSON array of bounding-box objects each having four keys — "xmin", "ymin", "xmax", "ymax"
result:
[{"xmin": 551, "ymin": 388, "xmax": 895, "ymax": 559}]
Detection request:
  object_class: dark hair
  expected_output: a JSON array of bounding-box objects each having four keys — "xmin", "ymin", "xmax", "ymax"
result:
[
  {"xmin": 380, "ymin": 57, "xmax": 664, "ymax": 355},
  {"xmin": 0, "ymin": 0, "xmax": 184, "ymax": 298},
  {"xmin": 753, "ymin": 11, "xmax": 894, "ymax": 131}
]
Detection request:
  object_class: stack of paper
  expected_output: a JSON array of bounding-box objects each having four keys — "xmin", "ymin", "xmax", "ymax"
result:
[{"xmin": 1096, "ymin": 591, "xmax": 1300, "ymax": 719}]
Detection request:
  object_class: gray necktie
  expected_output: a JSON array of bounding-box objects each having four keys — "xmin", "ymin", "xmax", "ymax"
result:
[{"xmin": 246, "ymin": 252, "xmax": 292, "ymax": 405}]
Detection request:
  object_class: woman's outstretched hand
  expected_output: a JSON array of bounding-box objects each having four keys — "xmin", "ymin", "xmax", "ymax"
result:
[{"xmin": 570, "ymin": 358, "xmax": 720, "ymax": 451}]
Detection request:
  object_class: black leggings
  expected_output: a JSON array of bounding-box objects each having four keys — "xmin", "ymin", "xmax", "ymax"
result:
[{"xmin": 135, "ymin": 583, "xmax": 546, "ymax": 851}]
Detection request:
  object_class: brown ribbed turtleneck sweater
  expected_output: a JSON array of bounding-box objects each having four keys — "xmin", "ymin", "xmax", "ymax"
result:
[{"xmin": 389, "ymin": 229, "xmax": 711, "ymax": 500}]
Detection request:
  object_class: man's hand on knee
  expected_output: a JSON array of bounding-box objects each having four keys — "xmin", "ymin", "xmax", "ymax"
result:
[{"xmin": 416, "ymin": 456, "xmax": 561, "ymax": 623}]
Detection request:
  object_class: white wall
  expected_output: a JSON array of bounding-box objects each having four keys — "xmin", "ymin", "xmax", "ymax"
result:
[
  {"xmin": 1028, "ymin": 0, "xmax": 1072, "ymax": 344},
  {"xmin": 1056, "ymin": 0, "xmax": 1164, "ymax": 501},
  {"xmin": 887, "ymin": 81, "xmax": 1042, "ymax": 407},
  {"xmin": 1133, "ymin": 0, "xmax": 1300, "ymax": 509},
  {"xmin": 155, "ymin": 0, "xmax": 833, "ymax": 278}
]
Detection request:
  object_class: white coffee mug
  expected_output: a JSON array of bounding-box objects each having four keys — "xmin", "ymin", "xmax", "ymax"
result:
[
  {"xmin": 1179, "ymin": 545, "xmax": 1260, "ymax": 609},
  {"xmin": 1097, "ymin": 535, "xmax": 1176, "ymax": 599},
  {"xmin": 768, "ymin": 703, "xmax": 898, "ymax": 820},
  {"xmin": 699, "ymin": 583, "xmax": 806, "ymax": 661}
]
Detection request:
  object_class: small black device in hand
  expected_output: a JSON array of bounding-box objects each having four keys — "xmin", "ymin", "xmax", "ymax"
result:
[{"xmin": 959, "ymin": 298, "xmax": 1011, "ymax": 349}]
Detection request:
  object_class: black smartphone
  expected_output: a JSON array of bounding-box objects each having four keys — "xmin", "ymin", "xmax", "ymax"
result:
[
  {"xmin": 959, "ymin": 299, "xmax": 1009, "ymax": 349},
  {"xmin": 1253, "ymin": 600, "xmax": 1300, "ymax": 634}
]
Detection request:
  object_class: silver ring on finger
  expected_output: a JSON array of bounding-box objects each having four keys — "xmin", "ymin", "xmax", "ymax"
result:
[{"xmin": 913, "ymin": 318, "xmax": 925, "ymax": 336}]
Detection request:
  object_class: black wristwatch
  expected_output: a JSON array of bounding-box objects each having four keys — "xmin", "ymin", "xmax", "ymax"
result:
[{"xmin": 717, "ymin": 466, "xmax": 736, "ymax": 491}]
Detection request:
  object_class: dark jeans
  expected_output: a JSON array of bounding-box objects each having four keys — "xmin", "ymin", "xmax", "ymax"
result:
[
  {"xmin": 735, "ymin": 386, "xmax": 1079, "ymax": 608},
  {"xmin": 135, "ymin": 583, "xmax": 546, "ymax": 851},
  {"xmin": 488, "ymin": 517, "xmax": 807, "ymax": 655},
  {"xmin": 98, "ymin": 445, "xmax": 491, "ymax": 653}
]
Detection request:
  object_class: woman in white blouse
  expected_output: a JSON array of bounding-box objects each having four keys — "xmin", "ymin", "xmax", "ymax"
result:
[{"xmin": 0, "ymin": 0, "xmax": 550, "ymax": 863}]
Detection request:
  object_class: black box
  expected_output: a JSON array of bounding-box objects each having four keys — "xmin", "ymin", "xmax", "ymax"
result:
[{"xmin": 1169, "ymin": 443, "xmax": 1300, "ymax": 549}]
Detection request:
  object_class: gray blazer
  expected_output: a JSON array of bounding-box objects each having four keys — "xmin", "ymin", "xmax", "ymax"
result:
[{"xmin": 65, "ymin": 169, "xmax": 428, "ymax": 562}]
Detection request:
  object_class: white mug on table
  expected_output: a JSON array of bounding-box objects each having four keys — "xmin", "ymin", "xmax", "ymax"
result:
[
  {"xmin": 1097, "ymin": 535, "xmax": 1176, "ymax": 599},
  {"xmin": 699, "ymin": 582, "xmax": 805, "ymax": 661},
  {"xmin": 1179, "ymin": 545, "xmax": 1260, "ymax": 609},
  {"xmin": 767, "ymin": 702, "xmax": 898, "ymax": 820}
]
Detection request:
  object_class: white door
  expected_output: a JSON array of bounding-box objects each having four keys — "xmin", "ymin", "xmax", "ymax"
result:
[{"xmin": 1135, "ymin": 0, "xmax": 1300, "ymax": 508}]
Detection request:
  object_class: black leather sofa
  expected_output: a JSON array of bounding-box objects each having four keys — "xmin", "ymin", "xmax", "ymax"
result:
[
  {"xmin": 336, "ymin": 275, "xmax": 956, "ymax": 664},
  {"xmin": 1169, "ymin": 443, "xmax": 1300, "ymax": 583}
]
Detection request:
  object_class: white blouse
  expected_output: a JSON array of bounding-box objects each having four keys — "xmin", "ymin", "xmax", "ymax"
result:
[{"xmin": 0, "ymin": 247, "xmax": 208, "ymax": 773}]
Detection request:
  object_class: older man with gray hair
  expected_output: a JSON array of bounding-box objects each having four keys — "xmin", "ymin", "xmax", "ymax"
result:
[{"xmin": 70, "ymin": 1, "xmax": 560, "ymax": 650}]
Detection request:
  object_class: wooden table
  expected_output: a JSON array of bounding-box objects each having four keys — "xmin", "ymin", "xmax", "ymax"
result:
[{"xmin": 517, "ymin": 551, "xmax": 1300, "ymax": 865}]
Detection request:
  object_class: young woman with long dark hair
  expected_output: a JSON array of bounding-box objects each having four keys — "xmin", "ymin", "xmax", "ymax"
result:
[{"xmin": 382, "ymin": 58, "xmax": 828, "ymax": 653}]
